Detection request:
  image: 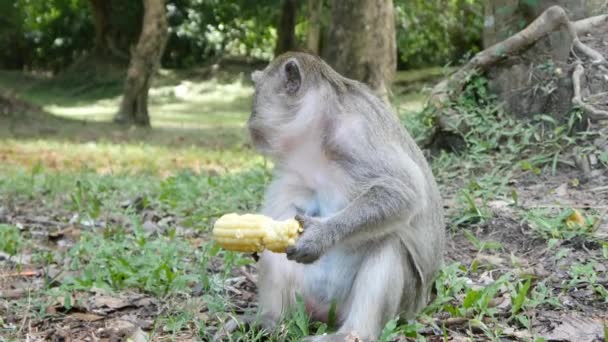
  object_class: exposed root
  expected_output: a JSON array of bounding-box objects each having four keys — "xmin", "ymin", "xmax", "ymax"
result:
[
  {"xmin": 573, "ymin": 14, "xmax": 608, "ymax": 35},
  {"xmin": 428, "ymin": 5, "xmax": 608, "ymax": 141},
  {"xmin": 572, "ymin": 63, "xmax": 608, "ymax": 120}
]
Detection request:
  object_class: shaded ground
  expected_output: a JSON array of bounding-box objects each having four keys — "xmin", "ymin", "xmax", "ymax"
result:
[
  {"xmin": 0, "ymin": 66, "xmax": 607, "ymax": 341},
  {"xmin": 444, "ymin": 168, "xmax": 608, "ymax": 340}
]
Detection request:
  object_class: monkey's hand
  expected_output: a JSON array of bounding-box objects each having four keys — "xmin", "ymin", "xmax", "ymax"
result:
[{"xmin": 286, "ymin": 214, "xmax": 329, "ymax": 264}]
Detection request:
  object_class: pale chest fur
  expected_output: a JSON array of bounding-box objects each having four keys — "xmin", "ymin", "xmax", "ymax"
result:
[
  {"xmin": 281, "ymin": 135, "xmax": 349, "ymax": 217},
  {"xmin": 280, "ymin": 134, "xmax": 362, "ymax": 319}
]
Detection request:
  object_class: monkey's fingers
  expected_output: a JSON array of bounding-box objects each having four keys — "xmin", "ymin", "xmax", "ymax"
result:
[
  {"xmin": 294, "ymin": 213, "xmax": 312, "ymax": 230},
  {"xmin": 286, "ymin": 245, "xmax": 320, "ymax": 264}
]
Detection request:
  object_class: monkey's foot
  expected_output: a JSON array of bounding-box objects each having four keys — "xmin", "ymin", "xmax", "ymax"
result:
[{"xmin": 211, "ymin": 314, "xmax": 277, "ymax": 341}]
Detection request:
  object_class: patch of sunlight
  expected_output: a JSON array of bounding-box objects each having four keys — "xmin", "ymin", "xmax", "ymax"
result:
[
  {"xmin": 0, "ymin": 139, "xmax": 262, "ymax": 176},
  {"xmin": 45, "ymin": 78, "xmax": 253, "ymax": 129},
  {"xmin": 393, "ymin": 66, "xmax": 457, "ymax": 84},
  {"xmin": 394, "ymin": 91, "xmax": 427, "ymax": 115},
  {"xmin": 46, "ymin": 102, "xmax": 116, "ymax": 121}
]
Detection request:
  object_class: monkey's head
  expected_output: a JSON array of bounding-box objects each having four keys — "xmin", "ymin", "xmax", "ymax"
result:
[{"xmin": 247, "ymin": 52, "xmax": 342, "ymax": 156}]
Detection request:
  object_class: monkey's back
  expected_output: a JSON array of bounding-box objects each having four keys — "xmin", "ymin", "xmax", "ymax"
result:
[{"xmin": 338, "ymin": 79, "xmax": 446, "ymax": 317}]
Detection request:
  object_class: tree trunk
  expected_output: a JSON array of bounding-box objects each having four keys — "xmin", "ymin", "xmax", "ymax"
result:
[
  {"xmin": 306, "ymin": 0, "xmax": 323, "ymax": 55},
  {"xmin": 88, "ymin": 0, "xmax": 130, "ymax": 61},
  {"xmin": 322, "ymin": 0, "xmax": 397, "ymax": 102},
  {"xmin": 114, "ymin": 0, "xmax": 168, "ymax": 127},
  {"xmin": 275, "ymin": 0, "xmax": 298, "ymax": 56}
]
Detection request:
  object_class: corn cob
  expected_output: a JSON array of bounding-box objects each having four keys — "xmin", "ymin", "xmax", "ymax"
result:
[{"xmin": 212, "ymin": 213, "xmax": 302, "ymax": 253}]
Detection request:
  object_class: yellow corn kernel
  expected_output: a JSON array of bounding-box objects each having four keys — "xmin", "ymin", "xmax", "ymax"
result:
[{"xmin": 212, "ymin": 213, "xmax": 302, "ymax": 253}]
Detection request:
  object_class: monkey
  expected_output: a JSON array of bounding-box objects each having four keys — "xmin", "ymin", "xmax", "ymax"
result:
[{"xmin": 219, "ymin": 52, "xmax": 445, "ymax": 342}]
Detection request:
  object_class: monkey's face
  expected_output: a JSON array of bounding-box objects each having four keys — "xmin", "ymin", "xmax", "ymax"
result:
[{"xmin": 248, "ymin": 56, "xmax": 306, "ymax": 155}]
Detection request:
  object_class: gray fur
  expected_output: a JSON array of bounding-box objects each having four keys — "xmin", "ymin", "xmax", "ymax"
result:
[{"xmin": 247, "ymin": 52, "xmax": 445, "ymax": 341}]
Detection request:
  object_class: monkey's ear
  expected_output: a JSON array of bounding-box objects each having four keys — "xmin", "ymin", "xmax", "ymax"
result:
[{"xmin": 283, "ymin": 59, "xmax": 301, "ymax": 95}]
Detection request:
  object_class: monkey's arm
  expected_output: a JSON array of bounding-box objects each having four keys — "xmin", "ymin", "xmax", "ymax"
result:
[
  {"xmin": 287, "ymin": 167, "xmax": 427, "ymax": 263},
  {"xmin": 326, "ymin": 176, "xmax": 423, "ymax": 234}
]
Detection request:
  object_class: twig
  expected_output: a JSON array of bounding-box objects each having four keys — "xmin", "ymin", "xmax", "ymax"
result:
[
  {"xmin": 0, "ymin": 270, "xmax": 38, "ymax": 278},
  {"xmin": 590, "ymin": 185, "xmax": 608, "ymax": 193},
  {"xmin": 592, "ymin": 207, "xmax": 608, "ymax": 232},
  {"xmin": 533, "ymin": 204, "xmax": 608, "ymax": 209},
  {"xmin": 17, "ymin": 288, "xmax": 31, "ymax": 336},
  {"xmin": 240, "ymin": 267, "xmax": 257, "ymax": 284},
  {"xmin": 23, "ymin": 217, "xmax": 65, "ymax": 227},
  {"xmin": 435, "ymin": 317, "xmax": 469, "ymax": 327}
]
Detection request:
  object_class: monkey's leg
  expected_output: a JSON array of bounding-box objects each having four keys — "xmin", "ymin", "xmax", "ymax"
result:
[
  {"xmin": 213, "ymin": 251, "xmax": 299, "ymax": 342},
  {"xmin": 257, "ymin": 250, "xmax": 303, "ymax": 320},
  {"xmin": 308, "ymin": 240, "xmax": 412, "ymax": 342}
]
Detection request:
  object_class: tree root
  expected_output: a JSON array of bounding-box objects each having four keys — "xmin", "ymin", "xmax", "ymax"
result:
[
  {"xmin": 573, "ymin": 14, "xmax": 608, "ymax": 35},
  {"xmin": 428, "ymin": 5, "xmax": 608, "ymax": 139},
  {"xmin": 572, "ymin": 63, "xmax": 608, "ymax": 120}
]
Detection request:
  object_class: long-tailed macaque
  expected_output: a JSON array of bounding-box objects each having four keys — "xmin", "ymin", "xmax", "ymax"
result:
[{"xmin": 238, "ymin": 52, "xmax": 444, "ymax": 341}]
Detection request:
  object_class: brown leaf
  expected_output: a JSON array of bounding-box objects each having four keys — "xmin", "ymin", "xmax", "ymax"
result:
[{"xmin": 89, "ymin": 294, "xmax": 132, "ymax": 311}]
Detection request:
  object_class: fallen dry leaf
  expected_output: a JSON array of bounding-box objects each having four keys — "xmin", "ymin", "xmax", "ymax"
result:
[
  {"xmin": 537, "ymin": 314, "xmax": 606, "ymax": 342},
  {"xmin": 89, "ymin": 294, "xmax": 133, "ymax": 312},
  {"xmin": 475, "ymin": 254, "xmax": 505, "ymax": 267},
  {"xmin": 566, "ymin": 209, "xmax": 585, "ymax": 227}
]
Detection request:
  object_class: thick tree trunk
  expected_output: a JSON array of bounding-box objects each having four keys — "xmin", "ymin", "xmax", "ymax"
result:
[
  {"xmin": 114, "ymin": 0, "xmax": 168, "ymax": 127},
  {"xmin": 275, "ymin": 0, "xmax": 298, "ymax": 56},
  {"xmin": 322, "ymin": 0, "xmax": 397, "ymax": 102},
  {"xmin": 306, "ymin": 0, "xmax": 324, "ymax": 55}
]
